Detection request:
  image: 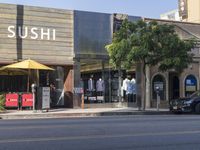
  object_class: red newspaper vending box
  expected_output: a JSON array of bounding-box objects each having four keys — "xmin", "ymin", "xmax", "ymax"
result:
[
  {"xmin": 5, "ymin": 93, "xmax": 19, "ymax": 107},
  {"xmin": 21, "ymin": 93, "xmax": 33, "ymax": 107}
]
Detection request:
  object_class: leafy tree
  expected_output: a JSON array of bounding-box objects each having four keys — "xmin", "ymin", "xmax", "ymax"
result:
[
  {"xmin": 0, "ymin": 94, "xmax": 5, "ymax": 111},
  {"xmin": 106, "ymin": 19, "xmax": 196, "ymax": 110},
  {"xmin": 105, "ymin": 19, "xmax": 135, "ymax": 102}
]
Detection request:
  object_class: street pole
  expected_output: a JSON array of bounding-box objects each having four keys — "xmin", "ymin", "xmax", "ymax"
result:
[
  {"xmin": 33, "ymin": 91, "xmax": 35, "ymax": 111},
  {"xmin": 81, "ymin": 93, "xmax": 84, "ymax": 109},
  {"xmin": 156, "ymin": 86, "xmax": 160, "ymax": 111},
  {"xmin": 31, "ymin": 84, "xmax": 36, "ymax": 112}
]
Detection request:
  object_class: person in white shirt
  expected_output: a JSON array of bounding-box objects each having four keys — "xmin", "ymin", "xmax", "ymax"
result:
[{"xmin": 122, "ymin": 76, "xmax": 130, "ymax": 102}]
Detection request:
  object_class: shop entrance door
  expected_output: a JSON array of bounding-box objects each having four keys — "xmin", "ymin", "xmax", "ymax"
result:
[{"xmin": 169, "ymin": 73, "xmax": 180, "ymax": 100}]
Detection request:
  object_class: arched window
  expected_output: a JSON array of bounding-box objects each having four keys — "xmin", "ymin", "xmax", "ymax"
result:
[
  {"xmin": 152, "ymin": 74, "xmax": 166, "ymax": 100},
  {"xmin": 185, "ymin": 75, "xmax": 197, "ymax": 97}
]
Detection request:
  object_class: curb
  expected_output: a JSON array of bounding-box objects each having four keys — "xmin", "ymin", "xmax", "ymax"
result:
[
  {"xmin": 100, "ymin": 111, "xmax": 172, "ymax": 116},
  {"xmin": 0, "ymin": 111, "xmax": 172, "ymax": 119}
]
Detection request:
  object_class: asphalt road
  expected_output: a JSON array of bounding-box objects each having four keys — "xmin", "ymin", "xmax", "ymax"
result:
[{"xmin": 1, "ymin": 115, "xmax": 200, "ymax": 150}]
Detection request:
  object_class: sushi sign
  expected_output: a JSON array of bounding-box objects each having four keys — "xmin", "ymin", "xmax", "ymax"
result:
[{"xmin": 7, "ymin": 25, "xmax": 56, "ymax": 40}]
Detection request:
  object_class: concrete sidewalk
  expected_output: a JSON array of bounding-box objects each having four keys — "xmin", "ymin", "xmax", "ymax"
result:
[{"xmin": 0, "ymin": 107, "xmax": 171, "ymax": 119}]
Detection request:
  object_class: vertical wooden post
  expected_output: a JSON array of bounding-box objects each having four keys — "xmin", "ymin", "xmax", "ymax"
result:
[{"xmin": 81, "ymin": 93, "xmax": 84, "ymax": 109}]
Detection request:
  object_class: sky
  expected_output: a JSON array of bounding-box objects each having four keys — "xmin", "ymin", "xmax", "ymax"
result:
[{"xmin": 0, "ymin": 0, "xmax": 178, "ymax": 19}]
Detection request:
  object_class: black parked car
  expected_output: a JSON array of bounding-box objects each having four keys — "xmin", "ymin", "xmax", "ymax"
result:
[{"xmin": 169, "ymin": 91, "xmax": 200, "ymax": 113}]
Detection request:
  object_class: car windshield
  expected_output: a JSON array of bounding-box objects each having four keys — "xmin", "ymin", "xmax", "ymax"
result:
[{"xmin": 190, "ymin": 91, "xmax": 200, "ymax": 98}]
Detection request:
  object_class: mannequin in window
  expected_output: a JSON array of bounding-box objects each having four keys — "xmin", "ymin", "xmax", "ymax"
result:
[
  {"xmin": 80, "ymin": 78, "xmax": 84, "ymax": 88},
  {"xmin": 96, "ymin": 78, "xmax": 104, "ymax": 96},
  {"xmin": 88, "ymin": 75, "xmax": 95, "ymax": 91},
  {"xmin": 126, "ymin": 76, "xmax": 133, "ymax": 102},
  {"xmin": 131, "ymin": 77, "xmax": 136, "ymax": 102}
]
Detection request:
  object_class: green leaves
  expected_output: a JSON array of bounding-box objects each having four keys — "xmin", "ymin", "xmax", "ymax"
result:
[
  {"xmin": 0, "ymin": 94, "xmax": 5, "ymax": 111},
  {"xmin": 106, "ymin": 19, "xmax": 196, "ymax": 73}
]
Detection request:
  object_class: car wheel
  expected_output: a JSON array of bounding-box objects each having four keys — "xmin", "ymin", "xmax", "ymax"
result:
[{"xmin": 195, "ymin": 103, "xmax": 200, "ymax": 114}]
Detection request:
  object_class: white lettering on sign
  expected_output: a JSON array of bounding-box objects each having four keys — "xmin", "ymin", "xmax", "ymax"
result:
[
  {"xmin": 8, "ymin": 26, "xmax": 15, "ymax": 38},
  {"xmin": 8, "ymin": 26, "xmax": 56, "ymax": 40},
  {"xmin": 31, "ymin": 27, "xmax": 38, "ymax": 39}
]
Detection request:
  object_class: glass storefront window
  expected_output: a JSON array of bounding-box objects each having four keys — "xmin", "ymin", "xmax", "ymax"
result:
[
  {"xmin": 80, "ymin": 60, "xmax": 108, "ymax": 103},
  {"xmin": 80, "ymin": 59, "xmax": 135, "ymax": 104},
  {"xmin": 39, "ymin": 66, "xmax": 65, "ymax": 107},
  {"xmin": 0, "ymin": 75, "xmax": 27, "ymax": 92},
  {"xmin": 185, "ymin": 75, "xmax": 197, "ymax": 97}
]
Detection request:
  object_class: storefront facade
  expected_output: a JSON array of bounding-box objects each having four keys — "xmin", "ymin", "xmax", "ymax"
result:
[
  {"xmin": 138, "ymin": 18, "xmax": 200, "ymax": 109},
  {"xmin": 0, "ymin": 4, "xmax": 74, "ymax": 107},
  {"xmin": 1, "ymin": 3, "xmax": 200, "ymax": 109},
  {"xmin": 0, "ymin": 3, "xmax": 141, "ymax": 108},
  {"xmin": 73, "ymin": 11, "xmax": 140, "ymax": 108}
]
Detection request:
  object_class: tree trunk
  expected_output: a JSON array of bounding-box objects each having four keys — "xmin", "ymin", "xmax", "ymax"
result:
[
  {"xmin": 145, "ymin": 66, "xmax": 151, "ymax": 108},
  {"xmin": 118, "ymin": 68, "xmax": 122, "ymax": 102},
  {"xmin": 136, "ymin": 63, "xmax": 142, "ymax": 110},
  {"xmin": 142, "ymin": 62, "xmax": 147, "ymax": 111}
]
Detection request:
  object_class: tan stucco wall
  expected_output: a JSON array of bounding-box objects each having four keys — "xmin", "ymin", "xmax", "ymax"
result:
[
  {"xmin": 149, "ymin": 62, "xmax": 200, "ymax": 106},
  {"xmin": 186, "ymin": 0, "xmax": 200, "ymax": 23}
]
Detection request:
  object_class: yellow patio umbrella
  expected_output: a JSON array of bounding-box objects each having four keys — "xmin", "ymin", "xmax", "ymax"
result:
[
  {"xmin": 0, "ymin": 68, "xmax": 27, "ymax": 75},
  {"xmin": 1, "ymin": 59, "xmax": 54, "ymax": 70},
  {"xmin": 0, "ymin": 59, "xmax": 54, "ymax": 91}
]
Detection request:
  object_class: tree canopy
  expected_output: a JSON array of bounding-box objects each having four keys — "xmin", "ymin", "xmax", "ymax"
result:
[
  {"xmin": 106, "ymin": 19, "xmax": 197, "ymax": 109},
  {"xmin": 106, "ymin": 19, "xmax": 196, "ymax": 73}
]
